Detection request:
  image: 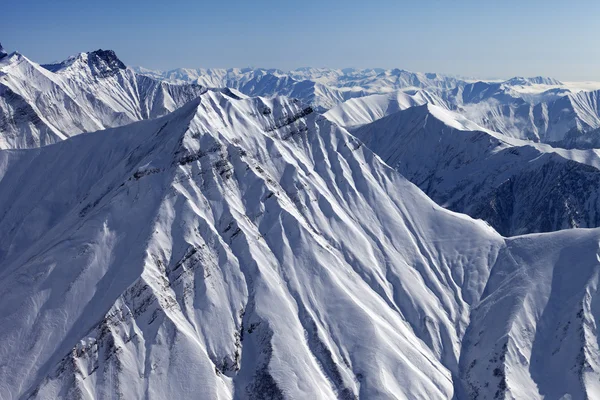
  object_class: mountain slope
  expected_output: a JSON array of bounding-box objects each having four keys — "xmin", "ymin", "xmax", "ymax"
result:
[
  {"xmin": 458, "ymin": 228, "xmax": 600, "ymax": 399},
  {"xmin": 0, "ymin": 93, "xmax": 506, "ymax": 399},
  {"xmin": 324, "ymin": 90, "xmax": 447, "ymax": 129},
  {"xmin": 0, "ymin": 49, "xmax": 206, "ymax": 149},
  {"xmin": 353, "ymin": 104, "xmax": 600, "ymax": 235},
  {"xmin": 2, "ymin": 93, "xmax": 600, "ymax": 399},
  {"xmin": 454, "ymin": 89, "xmax": 600, "ymax": 146}
]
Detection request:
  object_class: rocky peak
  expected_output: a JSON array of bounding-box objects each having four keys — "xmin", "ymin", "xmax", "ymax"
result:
[
  {"xmin": 85, "ymin": 49, "xmax": 126, "ymax": 77},
  {"xmin": 42, "ymin": 49, "xmax": 126, "ymax": 77}
]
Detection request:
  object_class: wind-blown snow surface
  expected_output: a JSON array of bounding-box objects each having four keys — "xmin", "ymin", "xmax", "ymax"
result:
[
  {"xmin": 353, "ymin": 103, "xmax": 600, "ymax": 236},
  {"xmin": 2, "ymin": 92, "xmax": 600, "ymax": 399},
  {"xmin": 0, "ymin": 49, "xmax": 206, "ymax": 149}
]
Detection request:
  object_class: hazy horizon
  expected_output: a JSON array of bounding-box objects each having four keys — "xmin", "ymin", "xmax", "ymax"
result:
[{"xmin": 3, "ymin": 0, "xmax": 599, "ymax": 81}]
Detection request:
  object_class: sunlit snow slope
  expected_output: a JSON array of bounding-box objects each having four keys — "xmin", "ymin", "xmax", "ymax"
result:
[
  {"xmin": 1, "ymin": 92, "xmax": 600, "ymax": 399},
  {"xmin": 0, "ymin": 92, "xmax": 503, "ymax": 399}
]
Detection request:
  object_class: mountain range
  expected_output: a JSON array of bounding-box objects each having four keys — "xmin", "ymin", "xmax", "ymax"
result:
[{"xmin": 2, "ymin": 42, "xmax": 600, "ymax": 399}]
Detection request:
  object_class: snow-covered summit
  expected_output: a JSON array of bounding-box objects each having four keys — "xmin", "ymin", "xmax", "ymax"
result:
[
  {"xmin": 42, "ymin": 49, "xmax": 127, "ymax": 77},
  {"xmin": 324, "ymin": 90, "xmax": 447, "ymax": 129},
  {"xmin": 0, "ymin": 49, "xmax": 207, "ymax": 149},
  {"xmin": 0, "ymin": 90, "xmax": 501, "ymax": 399}
]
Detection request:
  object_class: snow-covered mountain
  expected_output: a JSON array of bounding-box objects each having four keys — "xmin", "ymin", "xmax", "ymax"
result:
[
  {"xmin": 6, "ymin": 41, "xmax": 600, "ymax": 399},
  {"xmin": 504, "ymin": 76, "xmax": 563, "ymax": 86},
  {"xmin": 0, "ymin": 48, "xmax": 206, "ymax": 149},
  {"xmin": 324, "ymin": 89, "xmax": 447, "ymax": 129},
  {"xmin": 325, "ymin": 78, "xmax": 600, "ymax": 149},
  {"xmin": 454, "ymin": 89, "xmax": 600, "ymax": 146},
  {"xmin": 0, "ymin": 91, "xmax": 497, "ymax": 399},
  {"xmin": 448, "ymin": 79, "xmax": 570, "ymax": 107},
  {"xmin": 133, "ymin": 66, "xmax": 465, "ymax": 112},
  {"xmin": 2, "ymin": 91, "xmax": 600, "ymax": 399},
  {"xmin": 353, "ymin": 103, "xmax": 600, "ymax": 235},
  {"xmin": 10, "ymin": 43, "xmax": 596, "ymax": 152}
]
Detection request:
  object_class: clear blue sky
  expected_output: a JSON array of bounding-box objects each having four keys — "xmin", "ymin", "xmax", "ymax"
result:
[{"xmin": 1, "ymin": 0, "xmax": 598, "ymax": 80}]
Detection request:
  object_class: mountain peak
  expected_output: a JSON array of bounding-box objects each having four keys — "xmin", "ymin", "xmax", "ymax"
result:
[
  {"xmin": 0, "ymin": 42, "xmax": 7, "ymax": 59},
  {"xmin": 87, "ymin": 49, "xmax": 126, "ymax": 73},
  {"xmin": 42, "ymin": 49, "xmax": 126, "ymax": 77}
]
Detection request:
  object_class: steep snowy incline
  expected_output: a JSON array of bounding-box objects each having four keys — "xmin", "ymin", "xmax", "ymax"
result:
[
  {"xmin": 324, "ymin": 90, "xmax": 447, "ymax": 129},
  {"xmin": 459, "ymin": 229, "xmax": 600, "ymax": 399},
  {"xmin": 0, "ymin": 49, "xmax": 206, "ymax": 149},
  {"xmin": 0, "ymin": 93, "xmax": 505, "ymax": 399},
  {"xmin": 2, "ymin": 93, "xmax": 600, "ymax": 399},
  {"xmin": 353, "ymin": 103, "xmax": 600, "ymax": 235}
]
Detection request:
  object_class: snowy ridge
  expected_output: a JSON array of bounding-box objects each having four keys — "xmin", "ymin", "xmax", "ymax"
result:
[
  {"xmin": 0, "ymin": 49, "xmax": 206, "ymax": 149},
  {"xmin": 42, "ymin": 49, "xmax": 127, "ymax": 77},
  {"xmin": 447, "ymin": 87, "xmax": 600, "ymax": 146},
  {"xmin": 353, "ymin": 103, "xmax": 600, "ymax": 235},
  {"xmin": 324, "ymin": 90, "xmax": 447, "ymax": 129}
]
